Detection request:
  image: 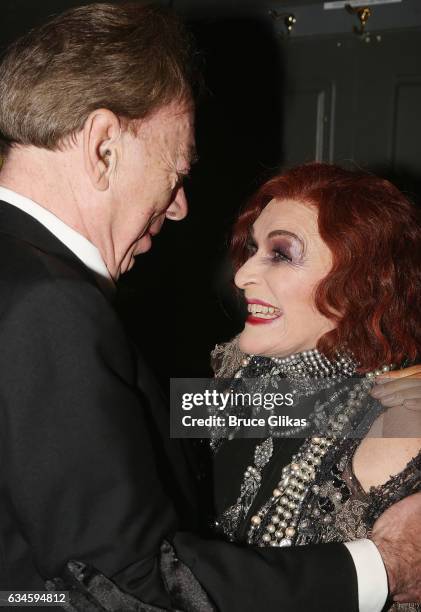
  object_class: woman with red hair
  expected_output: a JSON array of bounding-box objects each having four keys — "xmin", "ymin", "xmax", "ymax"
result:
[{"xmin": 211, "ymin": 163, "xmax": 420, "ymax": 611}]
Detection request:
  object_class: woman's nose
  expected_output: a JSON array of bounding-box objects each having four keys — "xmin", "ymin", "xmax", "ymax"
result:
[
  {"xmin": 166, "ymin": 186, "xmax": 188, "ymax": 221},
  {"xmin": 234, "ymin": 256, "xmax": 259, "ymax": 290}
]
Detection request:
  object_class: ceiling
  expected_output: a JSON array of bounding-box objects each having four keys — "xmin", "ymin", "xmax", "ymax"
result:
[{"xmin": 172, "ymin": 0, "xmax": 324, "ymax": 6}]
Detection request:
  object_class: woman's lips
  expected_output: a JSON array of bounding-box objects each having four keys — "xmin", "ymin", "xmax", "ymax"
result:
[
  {"xmin": 246, "ymin": 299, "xmax": 282, "ymax": 325},
  {"xmin": 247, "ymin": 299, "xmax": 275, "ymax": 307},
  {"xmin": 246, "ymin": 313, "xmax": 283, "ymax": 325}
]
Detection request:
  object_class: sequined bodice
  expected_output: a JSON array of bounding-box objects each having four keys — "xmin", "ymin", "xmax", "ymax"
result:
[
  {"xmin": 215, "ymin": 435, "xmax": 421, "ymax": 612},
  {"xmin": 294, "ymin": 440, "xmax": 421, "ymax": 612},
  {"xmin": 211, "ymin": 341, "xmax": 421, "ymax": 612},
  {"xmin": 295, "ymin": 439, "xmax": 421, "ymax": 546}
]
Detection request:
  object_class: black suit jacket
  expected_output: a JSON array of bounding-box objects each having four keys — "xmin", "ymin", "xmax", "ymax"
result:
[{"xmin": 0, "ymin": 200, "xmax": 359, "ymax": 611}]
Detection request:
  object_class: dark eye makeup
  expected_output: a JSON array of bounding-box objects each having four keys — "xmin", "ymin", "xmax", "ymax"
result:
[
  {"xmin": 245, "ymin": 231, "xmax": 304, "ymax": 264},
  {"xmin": 271, "ymin": 246, "xmax": 292, "ymax": 263},
  {"xmin": 269, "ymin": 237, "xmax": 303, "ymax": 263}
]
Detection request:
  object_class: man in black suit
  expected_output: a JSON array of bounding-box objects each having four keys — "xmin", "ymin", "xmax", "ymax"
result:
[{"xmin": 0, "ymin": 4, "xmax": 420, "ymax": 611}]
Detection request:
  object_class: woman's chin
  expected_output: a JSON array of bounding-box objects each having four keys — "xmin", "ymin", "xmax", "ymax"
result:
[
  {"xmin": 238, "ymin": 332, "xmax": 270, "ymax": 357},
  {"xmin": 238, "ymin": 330, "xmax": 301, "ymax": 359}
]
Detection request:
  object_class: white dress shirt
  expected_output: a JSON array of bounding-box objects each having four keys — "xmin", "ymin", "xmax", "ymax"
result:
[
  {"xmin": 345, "ymin": 539, "xmax": 388, "ymax": 611},
  {"xmin": 0, "ymin": 185, "xmax": 114, "ymax": 293},
  {"xmin": 0, "ymin": 186, "xmax": 388, "ymax": 612}
]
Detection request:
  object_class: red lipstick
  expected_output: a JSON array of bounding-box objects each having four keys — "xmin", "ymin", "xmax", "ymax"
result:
[
  {"xmin": 246, "ymin": 299, "xmax": 282, "ymax": 325},
  {"xmin": 247, "ymin": 299, "xmax": 276, "ymax": 307},
  {"xmin": 246, "ymin": 315, "xmax": 281, "ymax": 325}
]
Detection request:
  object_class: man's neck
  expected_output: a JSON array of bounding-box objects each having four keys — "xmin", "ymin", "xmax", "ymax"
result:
[
  {"xmin": 0, "ymin": 146, "xmax": 87, "ymax": 237},
  {"xmin": 0, "ymin": 185, "xmax": 115, "ymax": 296},
  {"xmin": 0, "ymin": 145, "xmax": 123, "ymax": 280}
]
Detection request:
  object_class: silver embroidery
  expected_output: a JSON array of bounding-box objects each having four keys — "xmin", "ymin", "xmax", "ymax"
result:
[{"xmin": 216, "ymin": 438, "xmax": 274, "ymax": 541}]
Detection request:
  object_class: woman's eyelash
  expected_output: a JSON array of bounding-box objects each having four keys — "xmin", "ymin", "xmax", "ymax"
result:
[
  {"xmin": 272, "ymin": 248, "xmax": 292, "ymax": 263},
  {"xmin": 245, "ymin": 242, "xmax": 292, "ymax": 263}
]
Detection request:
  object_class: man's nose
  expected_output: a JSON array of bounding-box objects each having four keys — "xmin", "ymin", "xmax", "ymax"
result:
[
  {"xmin": 166, "ymin": 186, "xmax": 188, "ymax": 221},
  {"xmin": 234, "ymin": 256, "xmax": 259, "ymax": 290}
]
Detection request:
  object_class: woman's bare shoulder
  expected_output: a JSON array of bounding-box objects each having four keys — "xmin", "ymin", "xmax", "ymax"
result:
[{"xmin": 352, "ymin": 406, "xmax": 421, "ymax": 492}]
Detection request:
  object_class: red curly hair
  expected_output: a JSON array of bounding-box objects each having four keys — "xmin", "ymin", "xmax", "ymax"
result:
[{"xmin": 231, "ymin": 162, "xmax": 420, "ymax": 372}]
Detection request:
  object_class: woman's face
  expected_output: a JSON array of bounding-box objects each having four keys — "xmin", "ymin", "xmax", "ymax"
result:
[{"xmin": 234, "ymin": 198, "xmax": 336, "ymax": 358}]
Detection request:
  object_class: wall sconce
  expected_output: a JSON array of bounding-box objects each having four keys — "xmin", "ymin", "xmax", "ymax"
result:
[
  {"xmin": 269, "ymin": 11, "xmax": 297, "ymax": 37},
  {"xmin": 346, "ymin": 4, "xmax": 372, "ymax": 39}
]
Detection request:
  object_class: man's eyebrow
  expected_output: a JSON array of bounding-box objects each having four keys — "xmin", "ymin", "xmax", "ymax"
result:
[
  {"xmin": 178, "ymin": 148, "xmax": 199, "ymax": 179},
  {"xmin": 189, "ymin": 146, "xmax": 199, "ymax": 165}
]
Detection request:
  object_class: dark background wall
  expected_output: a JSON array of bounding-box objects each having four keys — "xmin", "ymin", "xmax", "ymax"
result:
[{"xmin": 1, "ymin": 0, "xmax": 420, "ymax": 387}]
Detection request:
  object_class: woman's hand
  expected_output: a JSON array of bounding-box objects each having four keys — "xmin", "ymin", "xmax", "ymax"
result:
[{"xmin": 370, "ymin": 365, "xmax": 421, "ymax": 411}]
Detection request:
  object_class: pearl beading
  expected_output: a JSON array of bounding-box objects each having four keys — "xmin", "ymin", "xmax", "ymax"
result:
[
  {"xmin": 246, "ymin": 365, "xmax": 392, "ymax": 547},
  {"xmin": 234, "ymin": 348, "xmax": 357, "ymax": 381},
  {"xmin": 232, "ymin": 348, "xmax": 360, "ymax": 439}
]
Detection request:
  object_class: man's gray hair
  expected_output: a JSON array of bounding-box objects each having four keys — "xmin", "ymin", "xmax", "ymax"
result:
[{"xmin": 0, "ymin": 2, "xmax": 197, "ymax": 157}]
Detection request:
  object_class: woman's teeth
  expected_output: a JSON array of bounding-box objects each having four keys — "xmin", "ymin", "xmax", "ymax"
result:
[{"xmin": 247, "ymin": 303, "xmax": 281, "ymax": 318}]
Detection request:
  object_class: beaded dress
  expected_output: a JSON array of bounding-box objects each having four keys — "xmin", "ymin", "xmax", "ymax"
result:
[{"xmin": 211, "ymin": 340, "xmax": 421, "ymax": 612}]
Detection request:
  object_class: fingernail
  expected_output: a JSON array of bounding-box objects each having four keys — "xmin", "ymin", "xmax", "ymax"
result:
[
  {"xmin": 375, "ymin": 376, "xmax": 391, "ymax": 385},
  {"xmin": 404, "ymin": 400, "xmax": 419, "ymax": 410},
  {"xmin": 370, "ymin": 386, "xmax": 384, "ymax": 397}
]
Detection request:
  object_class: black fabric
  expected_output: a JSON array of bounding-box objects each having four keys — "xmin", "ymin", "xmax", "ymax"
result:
[
  {"xmin": 213, "ymin": 436, "xmax": 305, "ymax": 541},
  {"xmin": 47, "ymin": 560, "xmax": 166, "ymax": 611},
  {"xmin": 0, "ymin": 200, "xmax": 359, "ymax": 611},
  {"xmin": 47, "ymin": 542, "xmax": 216, "ymax": 612}
]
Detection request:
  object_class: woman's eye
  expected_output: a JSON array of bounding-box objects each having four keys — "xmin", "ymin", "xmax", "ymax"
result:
[{"xmin": 272, "ymin": 248, "xmax": 292, "ymax": 263}]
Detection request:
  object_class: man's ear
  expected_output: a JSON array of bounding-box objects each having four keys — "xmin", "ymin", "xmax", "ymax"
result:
[{"xmin": 83, "ymin": 109, "xmax": 121, "ymax": 191}]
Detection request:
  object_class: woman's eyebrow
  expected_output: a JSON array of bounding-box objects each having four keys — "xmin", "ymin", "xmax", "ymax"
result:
[
  {"xmin": 267, "ymin": 229, "xmax": 303, "ymax": 244},
  {"xmin": 247, "ymin": 228, "xmax": 305, "ymax": 257},
  {"xmin": 247, "ymin": 228, "xmax": 303, "ymax": 242}
]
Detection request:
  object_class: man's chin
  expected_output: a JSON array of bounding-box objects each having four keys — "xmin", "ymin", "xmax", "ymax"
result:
[
  {"xmin": 121, "ymin": 236, "xmax": 153, "ymax": 274},
  {"xmin": 136, "ymin": 233, "xmax": 153, "ymax": 255},
  {"xmin": 125, "ymin": 257, "xmax": 136, "ymax": 272}
]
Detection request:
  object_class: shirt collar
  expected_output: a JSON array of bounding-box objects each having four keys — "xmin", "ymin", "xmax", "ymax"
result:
[{"xmin": 0, "ymin": 186, "xmax": 115, "ymax": 290}]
